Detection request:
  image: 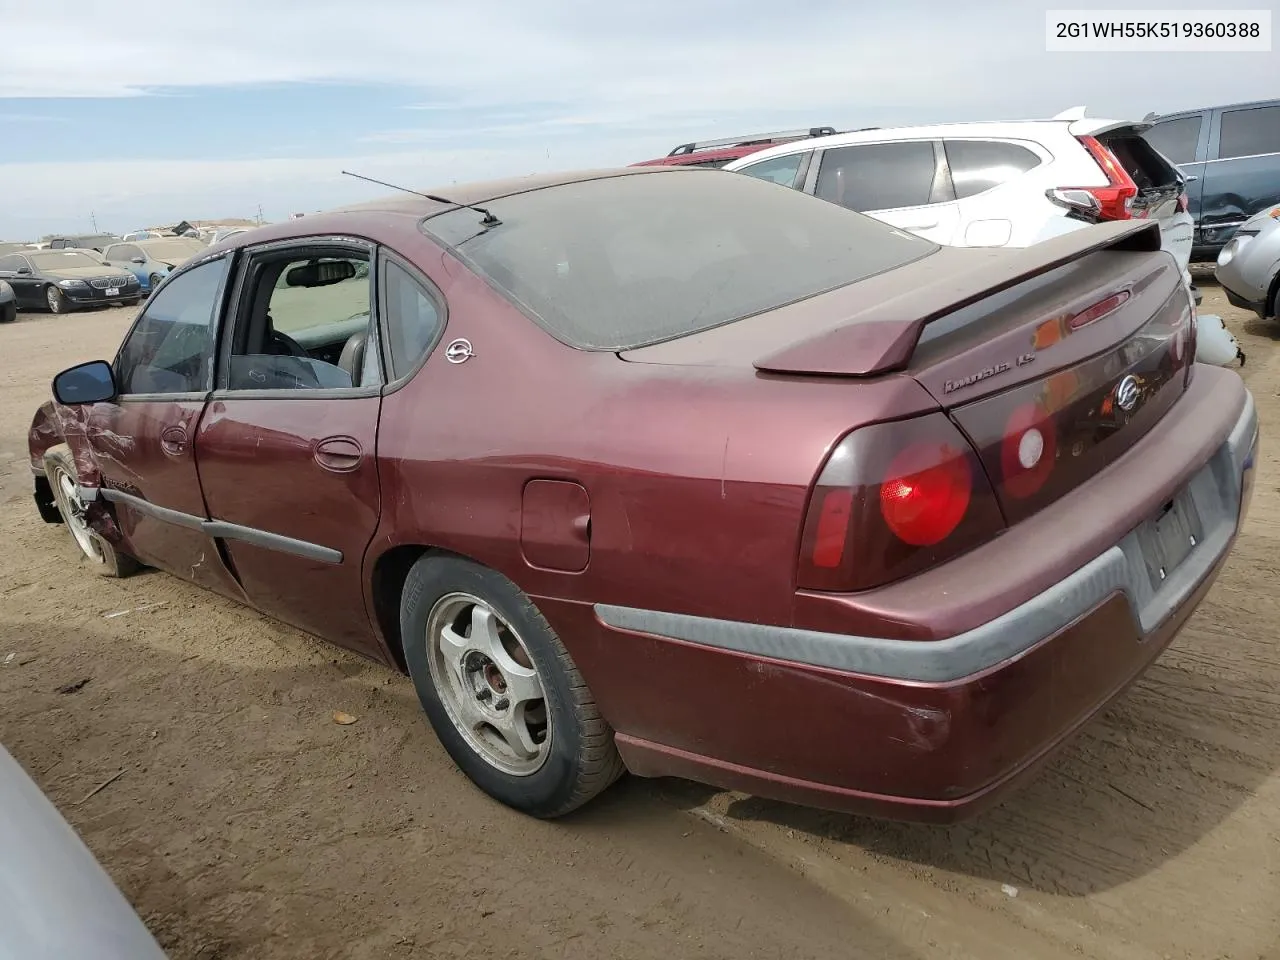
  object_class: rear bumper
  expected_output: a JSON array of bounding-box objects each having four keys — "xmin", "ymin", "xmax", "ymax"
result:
[
  {"xmin": 1222, "ymin": 284, "xmax": 1267, "ymax": 316},
  {"xmin": 578, "ymin": 370, "xmax": 1256, "ymax": 821}
]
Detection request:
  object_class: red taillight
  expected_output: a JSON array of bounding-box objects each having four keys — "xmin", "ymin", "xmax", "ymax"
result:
[
  {"xmin": 1061, "ymin": 135, "xmax": 1139, "ymax": 221},
  {"xmin": 879, "ymin": 443, "xmax": 972, "ymax": 546},
  {"xmin": 797, "ymin": 414, "xmax": 1005, "ymax": 592},
  {"xmin": 1178, "ymin": 191, "xmax": 1189, "ymax": 213}
]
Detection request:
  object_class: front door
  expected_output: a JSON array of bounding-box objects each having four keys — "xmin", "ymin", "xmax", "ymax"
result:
[
  {"xmin": 80, "ymin": 256, "xmax": 243, "ymax": 599},
  {"xmin": 193, "ymin": 240, "xmax": 384, "ymax": 655}
]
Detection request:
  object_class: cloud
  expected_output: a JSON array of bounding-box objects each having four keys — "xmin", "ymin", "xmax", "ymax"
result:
[{"xmin": 0, "ymin": 0, "xmax": 1275, "ymax": 235}]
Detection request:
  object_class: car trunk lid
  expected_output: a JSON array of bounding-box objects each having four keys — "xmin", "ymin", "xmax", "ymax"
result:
[{"xmin": 907, "ymin": 231, "xmax": 1193, "ymax": 524}]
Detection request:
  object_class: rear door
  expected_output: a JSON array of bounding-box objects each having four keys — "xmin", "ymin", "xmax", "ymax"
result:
[
  {"xmin": 940, "ymin": 138, "xmax": 1047, "ymax": 247},
  {"xmin": 807, "ymin": 140, "xmax": 961, "ymax": 244},
  {"xmin": 193, "ymin": 238, "xmax": 385, "ymax": 656},
  {"xmin": 1200, "ymin": 103, "xmax": 1280, "ymax": 249}
]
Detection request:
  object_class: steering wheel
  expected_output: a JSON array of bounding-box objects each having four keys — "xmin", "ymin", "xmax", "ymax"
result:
[{"xmin": 268, "ymin": 329, "xmax": 308, "ymax": 358}]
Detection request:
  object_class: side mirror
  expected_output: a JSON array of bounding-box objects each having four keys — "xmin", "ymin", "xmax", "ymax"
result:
[
  {"xmin": 130, "ymin": 256, "xmax": 146, "ymax": 264},
  {"xmin": 16, "ymin": 267, "xmax": 31, "ymax": 275},
  {"xmin": 53, "ymin": 360, "xmax": 117, "ymax": 405}
]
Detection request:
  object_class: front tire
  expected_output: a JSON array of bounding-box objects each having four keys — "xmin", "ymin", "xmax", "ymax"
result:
[
  {"xmin": 401, "ymin": 555, "xmax": 623, "ymax": 817},
  {"xmin": 44, "ymin": 446, "xmax": 139, "ymax": 578},
  {"xmin": 46, "ymin": 285, "xmax": 68, "ymax": 314},
  {"xmin": 0, "ymin": 301, "xmax": 15, "ymax": 323},
  {"xmin": 148, "ymin": 273, "xmax": 164, "ymax": 291}
]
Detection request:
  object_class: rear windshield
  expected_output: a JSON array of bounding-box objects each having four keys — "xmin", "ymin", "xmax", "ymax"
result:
[{"xmin": 420, "ymin": 170, "xmax": 936, "ymax": 350}]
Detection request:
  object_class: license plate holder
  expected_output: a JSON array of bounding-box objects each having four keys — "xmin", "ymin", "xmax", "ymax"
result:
[
  {"xmin": 104, "ymin": 286, "xmax": 119, "ymax": 297},
  {"xmin": 1137, "ymin": 491, "xmax": 1203, "ymax": 589}
]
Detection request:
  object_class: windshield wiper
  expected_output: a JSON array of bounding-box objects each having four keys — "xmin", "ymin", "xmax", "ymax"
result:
[{"xmin": 341, "ymin": 170, "xmax": 502, "ymax": 226}]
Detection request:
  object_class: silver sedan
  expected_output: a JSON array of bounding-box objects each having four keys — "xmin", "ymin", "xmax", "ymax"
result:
[
  {"xmin": 1216, "ymin": 205, "xmax": 1280, "ymax": 319},
  {"xmin": 0, "ymin": 744, "xmax": 167, "ymax": 959}
]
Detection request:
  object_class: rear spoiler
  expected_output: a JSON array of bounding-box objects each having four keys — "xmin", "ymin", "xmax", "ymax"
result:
[{"xmin": 754, "ymin": 220, "xmax": 1162, "ymax": 378}]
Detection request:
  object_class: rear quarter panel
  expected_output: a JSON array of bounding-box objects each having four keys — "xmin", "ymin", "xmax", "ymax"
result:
[{"xmin": 368, "ymin": 247, "xmax": 940, "ymax": 631}]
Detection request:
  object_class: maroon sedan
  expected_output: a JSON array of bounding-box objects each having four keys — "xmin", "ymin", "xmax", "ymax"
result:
[{"xmin": 28, "ymin": 167, "xmax": 1257, "ymax": 821}]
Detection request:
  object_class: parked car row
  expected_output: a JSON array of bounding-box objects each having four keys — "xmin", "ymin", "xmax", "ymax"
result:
[
  {"xmin": 0, "ymin": 231, "xmax": 225, "ymax": 315},
  {"xmin": 0, "ymin": 249, "xmax": 142, "ymax": 314},
  {"xmin": 633, "ymin": 97, "xmax": 1280, "ymax": 316}
]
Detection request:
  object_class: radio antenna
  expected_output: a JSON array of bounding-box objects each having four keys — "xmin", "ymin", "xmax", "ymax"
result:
[{"xmin": 341, "ymin": 170, "xmax": 501, "ymax": 226}]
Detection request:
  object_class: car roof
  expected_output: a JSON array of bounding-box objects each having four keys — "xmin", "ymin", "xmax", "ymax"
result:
[
  {"xmin": 201, "ymin": 166, "xmax": 702, "ymax": 254},
  {"xmin": 721, "ymin": 115, "xmax": 1138, "ymax": 168},
  {"xmin": 1148, "ymin": 96, "xmax": 1280, "ymax": 120}
]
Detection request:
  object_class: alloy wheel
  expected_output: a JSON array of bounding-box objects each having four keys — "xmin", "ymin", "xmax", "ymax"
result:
[
  {"xmin": 54, "ymin": 467, "xmax": 104, "ymax": 563},
  {"xmin": 424, "ymin": 592, "xmax": 551, "ymax": 777}
]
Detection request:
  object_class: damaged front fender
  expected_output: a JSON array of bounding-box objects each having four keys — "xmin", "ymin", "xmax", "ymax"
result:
[{"xmin": 27, "ymin": 401, "xmax": 62, "ymax": 476}]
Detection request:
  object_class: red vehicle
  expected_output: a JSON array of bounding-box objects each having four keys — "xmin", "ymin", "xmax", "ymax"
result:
[
  {"xmin": 631, "ymin": 126, "xmax": 841, "ymax": 168},
  {"xmin": 29, "ymin": 168, "xmax": 1256, "ymax": 821}
]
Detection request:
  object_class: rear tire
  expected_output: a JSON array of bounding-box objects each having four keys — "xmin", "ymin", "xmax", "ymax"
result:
[
  {"xmin": 401, "ymin": 555, "xmax": 624, "ymax": 818},
  {"xmin": 148, "ymin": 273, "xmax": 164, "ymax": 291},
  {"xmin": 46, "ymin": 285, "xmax": 68, "ymax": 314},
  {"xmin": 0, "ymin": 302, "xmax": 15, "ymax": 323},
  {"xmin": 44, "ymin": 446, "xmax": 140, "ymax": 578}
]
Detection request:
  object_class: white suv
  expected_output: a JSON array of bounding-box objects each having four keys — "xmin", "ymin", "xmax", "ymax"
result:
[{"xmin": 724, "ymin": 108, "xmax": 1195, "ymax": 289}]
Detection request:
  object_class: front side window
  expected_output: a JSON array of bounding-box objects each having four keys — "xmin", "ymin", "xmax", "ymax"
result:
[
  {"xmin": 736, "ymin": 153, "xmax": 806, "ymax": 187},
  {"xmin": 115, "ymin": 258, "xmax": 227, "ymax": 395},
  {"xmin": 943, "ymin": 140, "xmax": 1041, "ymax": 199},
  {"xmin": 1219, "ymin": 105, "xmax": 1280, "ymax": 160},
  {"xmin": 0, "ymin": 255, "xmax": 26, "ymax": 272},
  {"xmin": 1142, "ymin": 116, "xmax": 1202, "ymax": 164},
  {"xmin": 814, "ymin": 141, "xmax": 937, "ymax": 212},
  {"xmin": 223, "ymin": 251, "xmax": 379, "ymax": 391}
]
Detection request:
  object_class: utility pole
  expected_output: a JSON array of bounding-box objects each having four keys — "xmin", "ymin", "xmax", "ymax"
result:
[
  {"xmin": 90, "ymin": 211, "xmax": 98, "ymax": 231},
  {"xmin": 257, "ymin": 204, "xmax": 264, "ymax": 226}
]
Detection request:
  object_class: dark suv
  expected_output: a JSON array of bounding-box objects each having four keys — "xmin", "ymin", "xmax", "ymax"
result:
[
  {"xmin": 1143, "ymin": 98, "xmax": 1280, "ymax": 261},
  {"xmin": 631, "ymin": 126, "xmax": 843, "ymax": 169}
]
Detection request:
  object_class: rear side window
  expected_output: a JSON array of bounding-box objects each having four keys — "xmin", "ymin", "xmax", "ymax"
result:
[
  {"xmin": 421, "ymin": 171, "xmax": 936, "ymax": 351},
  {"xmin": 943, "ymin": 140, "xmax": 1041, "ymax": 199},
  {"xmin": 1219, "ymin": 105, "xmax": 1280, "ymax": 160},
  {"xmin": 737, "ymin": 153, "xmax": 806, "ymax": 187},
  {"xmin": 1143, "ymin": 116, "xmax": 1202, "ymax": 164},
  {"xmin": 382, "ymin": 259, "xmax": 443, "ymax": 379},
  {"xmin": 814, "ymin": 142, "xmax": 936, "ymax": 212}
]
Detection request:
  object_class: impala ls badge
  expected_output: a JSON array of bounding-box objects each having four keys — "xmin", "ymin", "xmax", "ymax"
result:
[
  {"xmin": 444, "ymin": 338, "xmax": 475, "ymax": 364},
  {"xmin": 1114, "ymin": 374, "xmax": 1140, "ymax": 412}
]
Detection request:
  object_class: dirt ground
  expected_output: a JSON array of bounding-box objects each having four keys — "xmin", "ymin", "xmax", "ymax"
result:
[{"xmin": 1, "ymin": 283, "xmax": 1278, "ymax": 960}]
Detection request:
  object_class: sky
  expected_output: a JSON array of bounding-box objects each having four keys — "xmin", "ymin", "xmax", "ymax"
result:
[{"xmin": 0, "ymin": 0, "xmax": 1275, "ymax": 239}]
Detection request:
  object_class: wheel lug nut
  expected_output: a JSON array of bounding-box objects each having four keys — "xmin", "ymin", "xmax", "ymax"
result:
[
  {"xmin": 476, "ymin": 688, "xmax": 492, "ymax": 701},
  {"xmin": 493, "ymin": 697, "xmax": 510, "ymax": 711}
]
